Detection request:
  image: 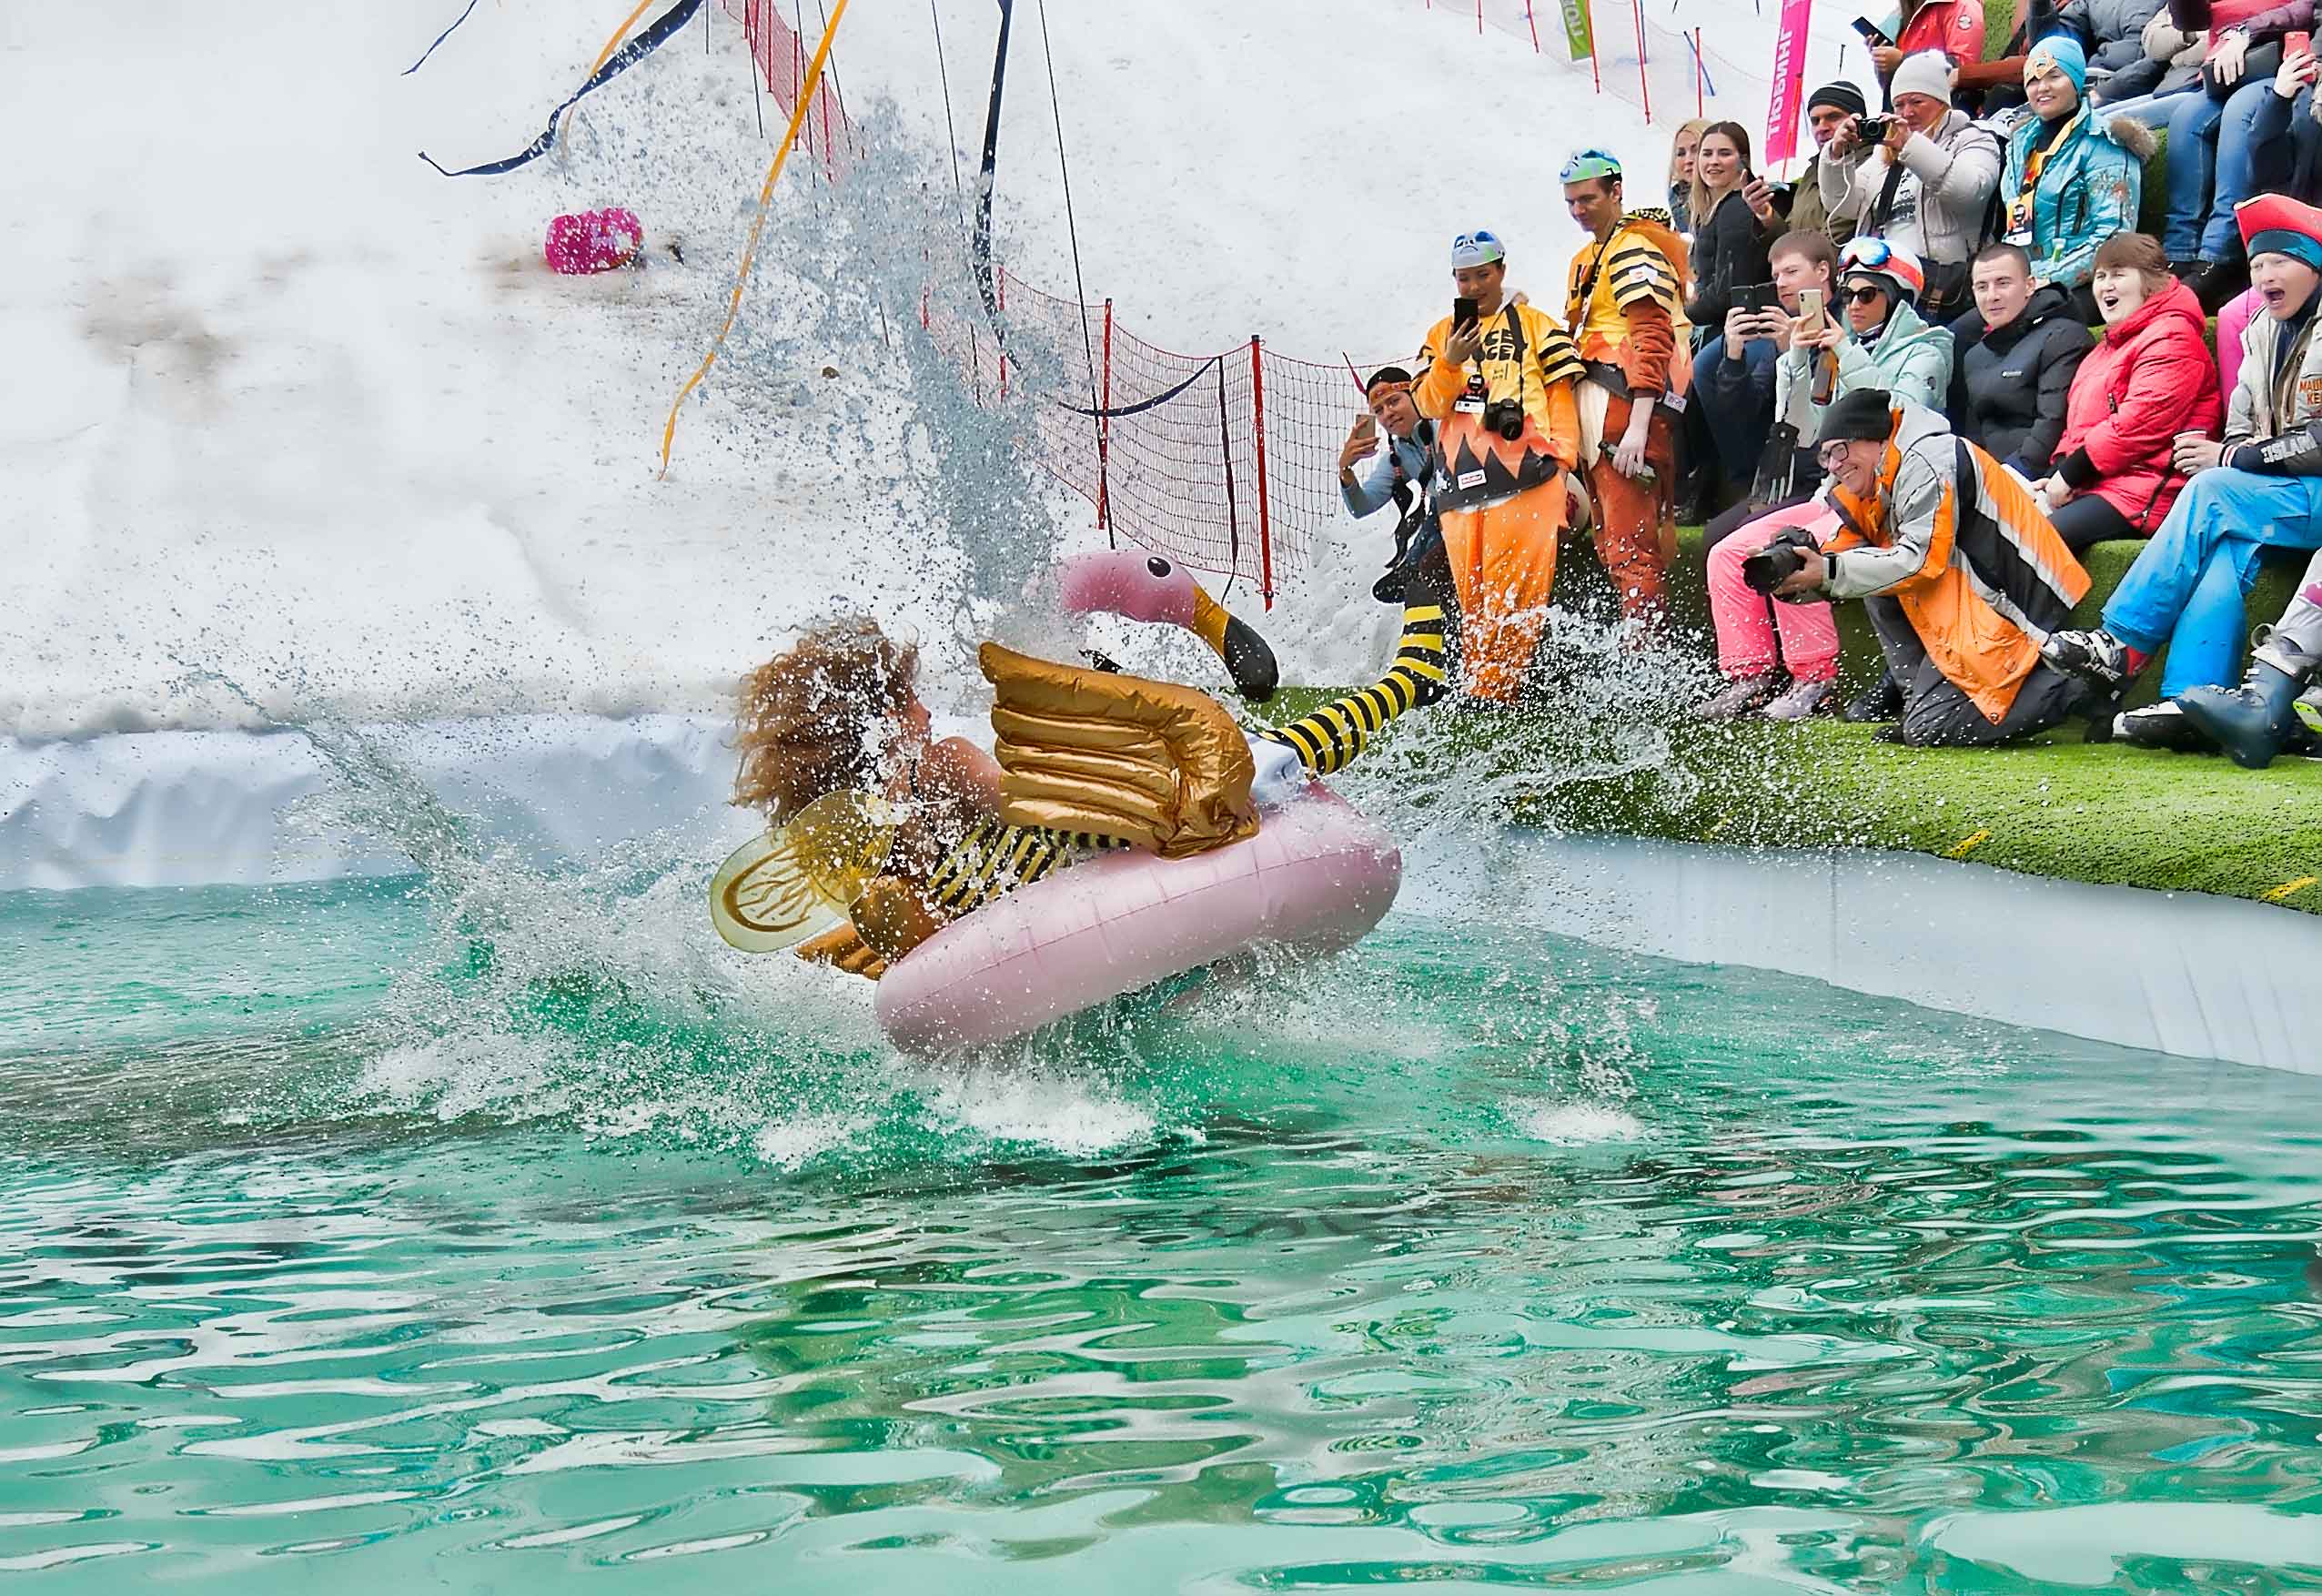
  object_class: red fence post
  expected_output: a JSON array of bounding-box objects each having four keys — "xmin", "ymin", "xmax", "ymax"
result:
[
  {"xmin": 1248, "ymin": 335, "xmax": 1275, "ymax": 611},
  {"xmin": 1632, "ymin": 0, "xmax": 1651, "ymax": 123},
  {"xmin": 1096, "ymin": 298, "xmax": 1114, "ymax": 536}
]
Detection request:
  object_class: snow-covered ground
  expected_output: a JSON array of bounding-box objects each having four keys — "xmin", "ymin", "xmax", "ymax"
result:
[{"xmin": 2, "ymin": 0, "xmax": 1873, "ymax": 742}]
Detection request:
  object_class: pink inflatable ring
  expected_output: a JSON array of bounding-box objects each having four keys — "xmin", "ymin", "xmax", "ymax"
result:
[{"xmin": 874, "ymin": 790, "xmax": 1401, "ymax": 1056}]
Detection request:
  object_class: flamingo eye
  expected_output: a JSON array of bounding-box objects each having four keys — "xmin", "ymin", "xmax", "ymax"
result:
[{"xmin": 1146, "ymin": 557, "xmax": 1172, "ymax": 578}]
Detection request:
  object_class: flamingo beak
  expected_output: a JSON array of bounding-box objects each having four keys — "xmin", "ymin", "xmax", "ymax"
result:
[{"xmin": 1191, "ymin": 583, "xmax": 1278, "ymax": 702}]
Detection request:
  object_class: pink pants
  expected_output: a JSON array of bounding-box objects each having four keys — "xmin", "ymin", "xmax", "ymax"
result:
[{"xmin": 1704, "ymin": 504, "xmax": 1842, "ymax": 682}]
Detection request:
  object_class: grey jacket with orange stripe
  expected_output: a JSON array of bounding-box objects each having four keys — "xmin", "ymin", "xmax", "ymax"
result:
[{"xmin": 1820, "ymin": 401, "xmax": 2091, "ymax": 724}]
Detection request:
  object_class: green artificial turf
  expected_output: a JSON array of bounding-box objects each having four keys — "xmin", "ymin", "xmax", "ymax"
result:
[{"xmin": 1265, "ymin": 518, "xmax": 2322, "ymax": 914}]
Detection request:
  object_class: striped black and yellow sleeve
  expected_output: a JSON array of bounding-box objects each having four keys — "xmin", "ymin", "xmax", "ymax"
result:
[
  {"xmin": 1257, "ymin": 600, "xmax": 1451, "ymax": 777},
  {"xmin": 924, "ymin": 819, "xmax": 1116, "ymax": 917}
]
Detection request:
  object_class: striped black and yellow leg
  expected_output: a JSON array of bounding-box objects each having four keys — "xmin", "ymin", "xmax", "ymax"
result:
[{"xmin": 1259, "ymin": 598, "xmax": 1453, "ymax": 777}]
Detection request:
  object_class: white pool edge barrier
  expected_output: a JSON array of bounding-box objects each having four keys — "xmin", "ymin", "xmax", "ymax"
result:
[
  {"xmin": 0, "ymin": 714, "xmax": 752, "ymax": 891},
  {"xmin": 1403, "ymin": 832, "xmax": 2322, "ymax": 1077},
  {"xmin": 7, "ymin": 720, "xmax": 2318, "ymax": 1073}
]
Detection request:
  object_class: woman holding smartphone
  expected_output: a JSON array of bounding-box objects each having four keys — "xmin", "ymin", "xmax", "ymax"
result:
[{"xmin": 1681, "ymin": 122, "xmax": 1779, "ymax": 519}]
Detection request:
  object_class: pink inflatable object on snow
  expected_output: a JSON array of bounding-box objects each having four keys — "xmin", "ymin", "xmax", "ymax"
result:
[
  {"xmin": 1058, "ymin": 549, "xmax": 1200, "ymax": 629},
  {"xmin": 2216, "ymin": 287, "xmax": 2261, "ymax": 401},
  {"xmin": 545, "ymin": 207, "xmax": 643, "ymax": 275},
  {"xmin": 874, "ymin": 791, "xmax": 1402, "ymax": 1056}
]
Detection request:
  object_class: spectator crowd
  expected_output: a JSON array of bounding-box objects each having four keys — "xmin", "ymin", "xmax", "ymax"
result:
[{"xmin": 1334, "ymin": 0, "xmax": 2322, "ymax": 767}]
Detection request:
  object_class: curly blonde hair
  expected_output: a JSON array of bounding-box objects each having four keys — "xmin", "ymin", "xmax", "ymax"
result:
[{"xmin": 732, "ymin": 619, "xmax": 919, "ymax": 822}]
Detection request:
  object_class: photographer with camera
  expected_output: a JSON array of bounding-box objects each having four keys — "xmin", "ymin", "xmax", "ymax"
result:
[
  {"xmin": 1692, "ymin": 238, "xmax": 1953, "ymax": 722},
  {"xmin": 1821, "ymin": 53, "xmax": 2004, "ymax": 322},
  {"xmin": 1411, "ymin": 229, "xmax": 1589, "ymax": 702},
  {"xmin": 1762, "ymin": 388, "xmax": 2100, "ymax": 747},
  {"xmin": 1561, "ymin": 151, "xmax": 1690, "ymax": 632}
]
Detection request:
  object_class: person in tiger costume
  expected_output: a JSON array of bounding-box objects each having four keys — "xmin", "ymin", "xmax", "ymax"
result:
[{"xmin": 1411, "ymin": 228, "xmax": 1589, "ymax": 702}]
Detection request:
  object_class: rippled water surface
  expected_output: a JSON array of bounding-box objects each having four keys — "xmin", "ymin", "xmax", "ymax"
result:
[{"xmin": 7, "ymin": 876, "xmax": 2322, "ymax": 1592}]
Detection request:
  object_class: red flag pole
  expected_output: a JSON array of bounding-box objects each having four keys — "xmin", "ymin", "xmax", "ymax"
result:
[
  {"xmin": 1586, "ymin": 0, "xmax": 1600, "ymax": 94},
  {"xmin": 1632, "ymin": 0, "xmax": 1651, "ymax": 123},
  {"xmin": 1526, "ymin": 1, "xmax": 1541, "ymax": 52},
  {"xmin": 1694, "ymin": 28, "xmax": 1705, "ymax": 117}
]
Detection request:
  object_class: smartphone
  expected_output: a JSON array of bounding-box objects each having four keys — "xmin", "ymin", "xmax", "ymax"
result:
[
  {"xmin": 1850, "ymin": 15, "xmax": 1894, "ymax": 46},
  {"xmin": 1800, "ymin": 287, "xmax": 1826, "ymax": 328},
  {"xmin": 2291, "ymin": 29, "xmax": 2313, "ymax": 56},
  {"xmin": 1733, "ymin": 282, "xmax": 1780, "ymax": 316},
  {"xmin": 1452, "ymin": 296, "xmax": 1479, "ymax": 330}
]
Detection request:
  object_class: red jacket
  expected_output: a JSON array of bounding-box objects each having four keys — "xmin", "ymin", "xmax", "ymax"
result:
[
  {"xmin": 1898, "ymin": 0, "xmax": 1985, "ymax": 64},
  {"xmin": 2052, "ymin": 278, "xmax": 2223, "ymax": 535}
]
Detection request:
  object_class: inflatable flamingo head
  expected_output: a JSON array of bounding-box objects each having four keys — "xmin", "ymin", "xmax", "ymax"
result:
[{"xmin": 1058, "ymin": 551, "xmax": 1279, "ymax": 702}]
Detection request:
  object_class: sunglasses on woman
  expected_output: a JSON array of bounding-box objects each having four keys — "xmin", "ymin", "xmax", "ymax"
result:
[{"xmin": 1840, "ymin": 284, "xmax": 1889, "ymax": 307}]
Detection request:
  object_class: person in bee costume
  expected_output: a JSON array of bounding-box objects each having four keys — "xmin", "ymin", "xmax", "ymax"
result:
[{"xmin": 1412, "ymin": 228, "xmax": 1589, "ymax": 702}]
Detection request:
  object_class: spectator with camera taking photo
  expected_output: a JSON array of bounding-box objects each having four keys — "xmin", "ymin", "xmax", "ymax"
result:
[
  {"xmin": 1789, "ymin": 85, "xmax": 1877, "ymax": 250},
  {"xmin": 1338, "ymin": 366, "xmax": 1444, "ymax": 604},
  {"xmin": 1411, "ymin": 229, "xmax": 1589, "ymax": 701},
  {"xmin": 1693, "ymin": 237, "xmax": 1953, "ymax": 722},
  {"xmin": 1689, "ymin": 232, "xmax": 1853, "ymax": 722},
  {"xmin": 1762, "ymin": 388, "xmax": 2100, "ymax": 747},
  {"xmin": 1819, "ymin": 51, "xmax": 2005, "ymax": 322}
]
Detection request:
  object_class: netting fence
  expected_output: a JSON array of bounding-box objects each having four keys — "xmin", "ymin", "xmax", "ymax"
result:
[{"xmin": 723, "ymin": 0, "xmax": 1418, "ymax": 606}]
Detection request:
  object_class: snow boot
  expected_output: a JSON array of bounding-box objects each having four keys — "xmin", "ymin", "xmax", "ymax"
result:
[{"xmin": 2176, "ymin": 641, "xmax": 2320, "ymax": 769}]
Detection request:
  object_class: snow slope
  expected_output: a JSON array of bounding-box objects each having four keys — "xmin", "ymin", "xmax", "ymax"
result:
[{"xmin": 0, "ymin": 0, "xmax": 1863, "ymax": 742}]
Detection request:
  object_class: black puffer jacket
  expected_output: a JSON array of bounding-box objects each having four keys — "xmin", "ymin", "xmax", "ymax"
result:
[{"xmin": 1944, "ymin": 283, "xmax": 2093, "ymax": 477}]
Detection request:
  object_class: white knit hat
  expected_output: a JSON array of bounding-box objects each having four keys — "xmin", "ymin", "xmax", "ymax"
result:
[{"xmin": 1889, "ymin": 48, "xmax": 1955, "ymax": 106}]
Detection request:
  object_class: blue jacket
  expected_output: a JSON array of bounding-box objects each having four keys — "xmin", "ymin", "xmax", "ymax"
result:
[
  {"xmin": 1341, "ymin": 427, "xmax": 1435, "ymax": 520},
  {"xmin": 2001, "ymin": 106, "xmax": 2153, "ymax": 292}
]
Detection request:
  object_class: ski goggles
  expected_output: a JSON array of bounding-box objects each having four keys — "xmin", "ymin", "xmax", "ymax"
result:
[{"xmin": 1839, "ymin": 237, "xmax": 1898, "ymax": 272}]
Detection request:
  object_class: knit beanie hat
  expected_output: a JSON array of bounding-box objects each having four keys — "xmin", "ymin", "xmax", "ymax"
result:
[
  {"xmin": 1807, "ymin": 81, "xmax": 1869, "ymax": 119},
  {"xmin": 1889, "ymin": 50, "xmax": 1955, "ymax": 106},
  {"xmin": 2025, "ymin": 34, "xmax": 2089, "ymax": 96},
  {"xmin": 1821, "ymin": 388, "xmax": 1899, "ymax": 444}
]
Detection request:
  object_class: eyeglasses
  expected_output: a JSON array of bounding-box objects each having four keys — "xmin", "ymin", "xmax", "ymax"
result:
[
  {"xmin": 1841, "ymin": 285, "xmax": 1889, "ymax": 306},
  {"xmin": 1816, "ymin": 439, "xmax": 1857, "ymax": 470}
]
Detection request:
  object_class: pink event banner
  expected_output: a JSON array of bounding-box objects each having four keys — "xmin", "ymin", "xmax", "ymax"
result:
[{"xmin": 1763, "ymin": 0, "xmax": 1814, "ymax": 167}]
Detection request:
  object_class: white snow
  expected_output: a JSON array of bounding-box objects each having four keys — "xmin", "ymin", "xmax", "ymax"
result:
[{"xmin": 1, "ymin": 0, "xmax": 1876, "ymax": 743}]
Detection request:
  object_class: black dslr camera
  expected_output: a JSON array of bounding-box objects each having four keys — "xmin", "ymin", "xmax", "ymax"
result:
[
  {"xmin": 1481, "ymin": 397, "xmax": 1527, "ymax": 441},
  {"xmin": 1855, "ymin": 113, "xmax": 1898, "ymax": 145},
  {"xmin": 1742, "ymin": 525, "xmax": 1824, "ymax": 596}
]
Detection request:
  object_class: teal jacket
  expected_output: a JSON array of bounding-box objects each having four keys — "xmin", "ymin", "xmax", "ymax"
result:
[
  {"xmin": 1774, "ymin": 298, "xmax": 1956, "ymax": 440},
  {"xmin": 2000, "ymin": 107, "xmax": 2153, "ymax": 293}
]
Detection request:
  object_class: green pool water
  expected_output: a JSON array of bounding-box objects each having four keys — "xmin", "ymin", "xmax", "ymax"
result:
[{"xmin": 6, "ymin": 871, "xmax": 2322, "ymax": 1593}]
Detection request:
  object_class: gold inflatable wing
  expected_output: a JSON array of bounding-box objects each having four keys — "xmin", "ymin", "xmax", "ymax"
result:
[{"xmin": 979, "ymin": 642, "xmax": 1256, "ymax": 858}]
